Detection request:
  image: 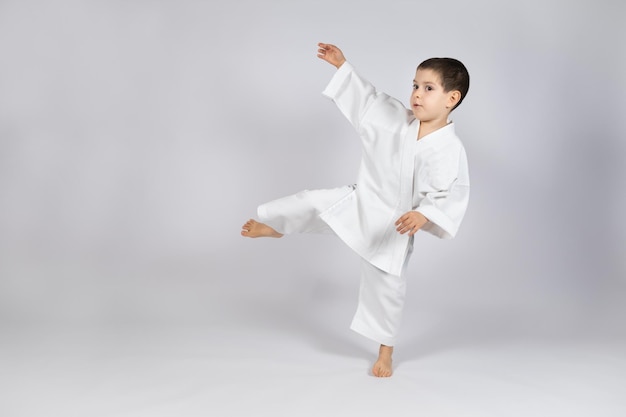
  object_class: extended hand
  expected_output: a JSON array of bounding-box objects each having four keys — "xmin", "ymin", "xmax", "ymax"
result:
[
  {"xmin": 317, "ymin": 43, "xmax": 346, "ymax": 69},
  {"xmin": 395, "ymin": 211, "xmax": 428, "ymax": 236}
]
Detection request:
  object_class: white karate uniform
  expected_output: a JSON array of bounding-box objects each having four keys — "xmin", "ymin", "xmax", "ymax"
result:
[{"xmin": 258, "ymin": 61, "xmax": 470, "ymax": 346}]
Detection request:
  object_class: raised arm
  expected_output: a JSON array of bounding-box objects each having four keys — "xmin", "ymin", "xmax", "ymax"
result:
[
  {"xmin": 317, "ymin": 43, "xmax": 346, "ymax": 69},
  {"xmin": 320, "ymin": 45, "xmax": 409, "ymax": 140}
]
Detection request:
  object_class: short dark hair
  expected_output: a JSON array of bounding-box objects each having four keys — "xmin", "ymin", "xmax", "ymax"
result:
[{"xmin": 417, "ymin": 58, "xmax": 469, "ymax": 111}]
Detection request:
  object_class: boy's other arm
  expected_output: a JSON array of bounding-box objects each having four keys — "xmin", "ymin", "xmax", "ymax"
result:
[{"xmin": 317, "ymin": 43, "xmax": 346, "ymax": 69}]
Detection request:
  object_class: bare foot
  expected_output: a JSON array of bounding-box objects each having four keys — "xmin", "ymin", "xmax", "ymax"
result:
[
  {"xmin": 372, "ymin": 345, "xmax": 393, "ymax": 377},
  {"xmin": 241, "ymin": 219, "xmax": 283, "ymax": 238}
]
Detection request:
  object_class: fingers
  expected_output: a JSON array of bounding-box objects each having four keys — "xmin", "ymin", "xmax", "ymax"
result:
[
  {"xmin": 318, "ymin": 42, "xmax": 336, "ymax": 50},
  {"xmin": 395, "ymin": 214, "xmax": 411, "ymax": 227},
  {"xmin": 317, "ymin": 43, "xmax": 339, "ymax": 57},
  {"xmin": 317, "ymin": 43, "xmax": 346, "ymax": 68},
  {"xmin": 400, "ymin": 226, "xmax": 416, "ymax": 235},
  {"xmin": 317, "ymin": 43, "xmax": 334, "ymax": 58},
  {"xmin": 395, "ymin": 211, "xmax": 427, "ymax": 235},
  {"xmin": 395, "ymin": 214, "xmax": 420, "ymax": 235},
  {"xmin": 395, "ymin": 220, "xmax": 414, "ymax": 235}
]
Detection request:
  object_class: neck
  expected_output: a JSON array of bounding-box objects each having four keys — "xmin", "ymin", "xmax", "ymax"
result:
[{"xmin": 417, "ymin": 117, "xmax": 450, "ymax": 140}]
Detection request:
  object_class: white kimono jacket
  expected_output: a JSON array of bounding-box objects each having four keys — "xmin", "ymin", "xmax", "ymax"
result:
[{"xmin": 319, "ymin": 62, "xmax": 470, "ymax": 276}]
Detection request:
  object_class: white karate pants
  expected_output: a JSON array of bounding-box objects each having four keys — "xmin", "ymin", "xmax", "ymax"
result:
[{"xmin": 257, "ymin": 186, "xmax": 411, "ymax": 346}]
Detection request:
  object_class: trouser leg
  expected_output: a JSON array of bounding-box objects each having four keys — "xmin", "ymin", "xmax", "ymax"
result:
[
  {"xmin": 350, "ymin": 241, "xmax": 413, "ymax": 346},
  {"xmin": 257, "ymin": 186, "xmax": 354, "ymax": 235}
]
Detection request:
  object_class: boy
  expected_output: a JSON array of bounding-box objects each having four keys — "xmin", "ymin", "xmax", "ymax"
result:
[{"xmin": 241, "ymin": 43, "xmax": 470, "ymax": 377}]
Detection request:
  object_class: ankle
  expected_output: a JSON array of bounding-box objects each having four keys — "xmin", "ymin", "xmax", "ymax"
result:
[{"xmin": 379, "ymin": 344, "xmax": 393, "ymax": 357}]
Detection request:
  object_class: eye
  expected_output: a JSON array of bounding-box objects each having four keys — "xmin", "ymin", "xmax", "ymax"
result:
[
  {"xmin": 426, "ymin": 85, "xmax": 433, "ymax": 91},
  {"xmin": 412, "ymin": 84, "xmax": 418, "ymax": 90}
]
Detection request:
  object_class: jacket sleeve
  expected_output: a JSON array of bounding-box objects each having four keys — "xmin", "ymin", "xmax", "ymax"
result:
[
  {"xmin": 322, "ymin": 62, "xmax": 376, "ymax": 131},
  {"xmin": 415, "ymin": 144, "xmax": 470, "ymax": 239},
  {"xmin": 322, "ymin": 62, "xmax": 408, "ymax": 137}
]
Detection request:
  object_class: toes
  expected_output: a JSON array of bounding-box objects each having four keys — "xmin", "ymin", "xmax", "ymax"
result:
[
  {"xmin": 372, "ymin": 364, "xmax": 392, "ymax": 378},
  {"xmin": 241, "ymin": 219, "xmax": 255, "ymax": 233}
]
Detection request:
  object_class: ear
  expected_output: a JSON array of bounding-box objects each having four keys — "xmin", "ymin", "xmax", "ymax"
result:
[{"xmin": 446, "ymin": 90, "xmax": 461, "ymax": 109}]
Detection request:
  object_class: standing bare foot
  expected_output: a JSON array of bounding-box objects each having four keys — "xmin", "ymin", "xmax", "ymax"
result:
[
  {"xmin": 241, "ymin": 219, "xmax": 284, "ymax": 238},
  {"xmin": 372, "ymin": 345, "xmax": 393, "ymax": 377}
]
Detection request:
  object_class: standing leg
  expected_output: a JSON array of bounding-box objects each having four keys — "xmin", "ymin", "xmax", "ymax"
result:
[{"xmin": 350, "ymin": 259, "xmax": 408, "ymax": 377}]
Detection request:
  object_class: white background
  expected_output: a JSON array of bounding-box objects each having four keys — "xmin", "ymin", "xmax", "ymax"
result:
[{"xmin": 1, "ymin": 1, "xmax": 625, "ymax": 416}]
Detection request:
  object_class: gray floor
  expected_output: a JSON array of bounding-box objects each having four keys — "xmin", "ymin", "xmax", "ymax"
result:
[
  {"xmin": 2, "ymin": 323, "xmax": 625, "ymax": 417},
  {"xmin": 2, "ymin": 237, "xmax": 625, "ymax": 417}
]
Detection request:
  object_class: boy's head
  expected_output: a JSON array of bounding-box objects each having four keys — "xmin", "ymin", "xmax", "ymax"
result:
[{"xmin": 416, "ymin": 58, "xmax": 469, "ymax": 112}]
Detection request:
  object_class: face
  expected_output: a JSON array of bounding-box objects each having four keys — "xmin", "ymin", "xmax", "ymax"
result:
[{"xmin": 410, "ymin": 68, "xmax": 457, "ymax": 123}]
